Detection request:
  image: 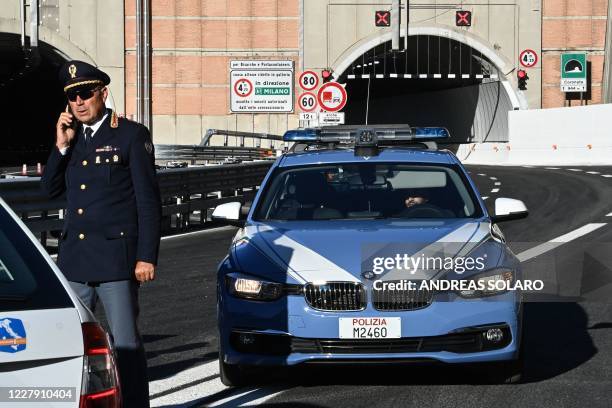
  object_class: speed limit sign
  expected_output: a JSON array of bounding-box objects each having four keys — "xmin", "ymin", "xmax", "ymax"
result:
[
  {"xmin": 519, "ymin": 49, "xmax": 538, "ymax": 68},
  {"xmin": 298, "ymin": 92, "xmax": 317, "ymax": 112},
  {"xmin": 299, "ymin": 71, "xmax": 319, "ymax": 91}
]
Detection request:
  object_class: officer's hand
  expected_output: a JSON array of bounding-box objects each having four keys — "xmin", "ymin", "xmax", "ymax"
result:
[
  {"xmin": 135, "ymin": 261, "xmax": 155, "ymax": 283},
  {"xmin": 56, "ymin": 111, "xmax": 76, "ymax": 150}
]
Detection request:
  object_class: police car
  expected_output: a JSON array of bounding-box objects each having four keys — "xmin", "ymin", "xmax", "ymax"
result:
[
  {"xmin": 0, "ymin": 198, "xmax": 121, "ymax": 407},
  {"xmin": 213, "ymin": 125, "xmax": 528, "ymax": 386}
]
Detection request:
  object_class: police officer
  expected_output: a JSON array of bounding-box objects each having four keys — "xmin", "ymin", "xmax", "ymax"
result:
[{"xmin": 41, "ymin": 60, "xmax": 161, "ymax": 407}]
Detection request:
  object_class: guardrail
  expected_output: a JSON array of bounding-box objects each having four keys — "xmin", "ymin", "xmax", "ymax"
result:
[
  {"xmin": 0, "ymin": 161, "xmax": 273, "ymax": 247},
  {"xmin": 154, "ymin": 144, "xmax": 277, "ymax": 165}
]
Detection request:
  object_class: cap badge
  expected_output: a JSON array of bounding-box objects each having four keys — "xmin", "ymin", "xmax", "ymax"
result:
[{"xmin": 68, "ymin": 64, "xmax": 77, "ymax": 79}]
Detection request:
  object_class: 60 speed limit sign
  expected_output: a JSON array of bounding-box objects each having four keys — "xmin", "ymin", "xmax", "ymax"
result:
[
  {"xmin": 299, "ymin": 71, "xmax": 319, "ymax": 91},
  {"xmin": 298, "ymin": 92, "xmax": 317, "ymax": 112},
  {"xmin": 519, "ymin": 49, "xmax": 538, "ymax": 68}
]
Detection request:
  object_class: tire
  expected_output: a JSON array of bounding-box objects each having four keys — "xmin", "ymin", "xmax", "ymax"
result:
[
  {"xmin": 219, "ymin": 359, "xmax": 250, "ymax": 387},
  {"xmin": 498, "ymin": 353, "xmax": 523, "ymax": 384}
]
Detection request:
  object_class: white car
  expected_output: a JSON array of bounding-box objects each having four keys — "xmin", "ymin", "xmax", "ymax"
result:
[{"xmin": 0, "ymin": 198, "xmax": 121, "ymax": 407}]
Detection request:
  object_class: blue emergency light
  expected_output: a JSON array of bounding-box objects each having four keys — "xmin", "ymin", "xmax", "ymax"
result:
[{"xmin": 282, "ymin": 125, "xmax": 450, "ymax": 145}]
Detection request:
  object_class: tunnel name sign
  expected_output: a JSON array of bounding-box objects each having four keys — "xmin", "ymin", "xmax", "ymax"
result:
[
  {"xmin": 230, "ymin": 60, "xmax": 294, "ymax": 113},
  {"xmin": 560, "ymin": 53, "xmax": 587, "ymax": 92}
]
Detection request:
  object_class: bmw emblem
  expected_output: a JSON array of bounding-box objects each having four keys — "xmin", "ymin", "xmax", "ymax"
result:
[{"xmin": 362, "ymin": 270, "xmax": 375, "ymax": 280}]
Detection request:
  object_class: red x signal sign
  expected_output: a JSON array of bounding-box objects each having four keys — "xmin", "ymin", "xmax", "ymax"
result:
[
  {"xmin": 456, "ymin": 10, "xmax": 472, "ymax": 27},
  {"xmin": 375, "ymin": 10, "xmax": 391, "ymax": 27}
]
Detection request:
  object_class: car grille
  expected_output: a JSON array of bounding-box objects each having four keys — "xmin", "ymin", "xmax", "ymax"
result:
[
  {"xmin": 304, "ymin": 282, "xmax": 366, "ymax": 311},
  {"xmin": 371, "ymin": 280, "xmax": 434, "ymax": 311}
]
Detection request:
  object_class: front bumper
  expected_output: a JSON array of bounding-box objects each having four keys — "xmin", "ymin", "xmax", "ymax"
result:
[{"xmin": 219, "ymin": 292, "xmax": 521, "ymax": 366}]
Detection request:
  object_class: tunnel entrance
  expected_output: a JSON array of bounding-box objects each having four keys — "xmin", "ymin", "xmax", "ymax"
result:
[
  {"xmin": 336, "ymin": 34, "xmax": 517, "ymax": 143},
  {"xmin": 0, "ymin": 33, "xmax": 67, "ymax": 167}
]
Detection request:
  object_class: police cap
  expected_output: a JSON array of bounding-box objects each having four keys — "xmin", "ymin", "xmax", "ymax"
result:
[{"xmin": 59, "ymin": 60, "xmax": 111, "ymax": 93}]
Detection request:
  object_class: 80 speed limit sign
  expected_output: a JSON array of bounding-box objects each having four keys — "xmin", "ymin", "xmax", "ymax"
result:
[
  {"xmin": 298, "ymin": 92, "xmax": 317, "ymax": 112},
  {"xmin": 298, "ymin": 71, "xmax": 319, "ymax": 91}
]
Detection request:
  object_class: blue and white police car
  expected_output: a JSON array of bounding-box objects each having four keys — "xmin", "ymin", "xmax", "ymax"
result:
[{"xmin": 213, "ymin": 125, "xmax": 528, "ymax": 386}]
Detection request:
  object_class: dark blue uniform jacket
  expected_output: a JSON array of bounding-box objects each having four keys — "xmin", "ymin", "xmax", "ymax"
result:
[{"xmin": 41, "ymin": 111, "xmax": 161, "ymax": 282}]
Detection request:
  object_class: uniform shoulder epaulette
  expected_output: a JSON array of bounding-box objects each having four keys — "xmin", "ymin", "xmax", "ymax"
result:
[{"xmin": 110, "ymin": 110, "xmax": 119, "ymax": 128}]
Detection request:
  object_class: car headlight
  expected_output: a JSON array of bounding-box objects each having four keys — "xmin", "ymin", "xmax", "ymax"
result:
[
  {"xmin": 225, "ymin": 274, "xmax": 284, "ymax": 301},
  {"xmin": 458, "ymin": 269, "xmax": 514, "ymax": 298}
]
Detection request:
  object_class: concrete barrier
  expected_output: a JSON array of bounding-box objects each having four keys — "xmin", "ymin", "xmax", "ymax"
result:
[{"xmin": 459, "ymin": 104, "xmax": 612, "ymax": 165}]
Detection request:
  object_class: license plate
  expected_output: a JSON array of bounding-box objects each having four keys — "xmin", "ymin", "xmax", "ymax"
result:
[{"xmin": 339, "ymin": 317, "xmax": 401, "ymax": 339}]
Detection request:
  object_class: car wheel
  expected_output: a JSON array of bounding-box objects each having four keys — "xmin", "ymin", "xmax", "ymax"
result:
[{"xmin": 219, "ymin": 359, "xmax": 249, "ymax": 387}]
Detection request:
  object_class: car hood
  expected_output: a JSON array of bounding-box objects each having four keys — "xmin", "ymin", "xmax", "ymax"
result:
[{"xmin": 232, "ymin": 219, "xmax": 497, "ymax": 284}]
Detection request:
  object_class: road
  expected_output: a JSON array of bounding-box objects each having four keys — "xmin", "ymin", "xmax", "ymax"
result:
[{"xmin": 117, "ymin": 165, "xmax": 612, "ymax": 407}]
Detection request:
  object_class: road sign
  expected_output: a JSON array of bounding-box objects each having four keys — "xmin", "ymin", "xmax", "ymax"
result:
[
  {"xmin": 519, "ymin": 49, "xmax": 538, "ymax": 68},
  {"xmin": 560, "ymin": 53, "xmax": 587, "ymax": 92},
  {"xmin": 299, "ymin": 71, "xmax": 319, "ymax": 91},
  {"xmin": 230, "ymin": 60, "xmax": 294, "ymax": 113},
  {"xmin": 375, "ymin": 11, "xmax": 391, "ymax": 27},
  {"xmin": 456, "ymin": 10, "xmax": 472, "ymax": 27},
  {"xmin": 317, "ymin": 82, "xmax": 347, "ymax": 112},
  {"xmin": 299, "ymin": 112, "xmax": 319, "ymax": 128},
  {"xmin": 319, "ymin": 112, "xmax": 345, "ymax": 126},
  {"xmin": 298, "ymin": 92, "xmax": 317, "ymax": 112}
]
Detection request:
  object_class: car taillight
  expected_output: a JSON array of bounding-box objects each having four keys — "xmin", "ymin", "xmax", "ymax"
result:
[{"xmin": 79, "ymin": 322, "xmax": 122, "ymax": 408}]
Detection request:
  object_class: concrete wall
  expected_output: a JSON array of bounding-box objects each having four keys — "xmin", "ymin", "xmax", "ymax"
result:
[
  {"xmin": 0, "ymin": 0, "xmax": 125, "ymax": 112},
  {"xmin": 459, "ymin": 103, "xmax": 612, "ymax": 165}
]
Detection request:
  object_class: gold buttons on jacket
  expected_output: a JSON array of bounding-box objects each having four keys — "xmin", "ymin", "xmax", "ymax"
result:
[
  {"xmin": 78, "ymin": 233, "xmax": 85, "ymax": 240},
  {"xmin": 77, "ymin": 208, "xmax": 84, "ymax": 215},
  {"xmin": 82, "ymin": 160, "xmax": 88, "ymax": 166},
  {"xmin": 80, "ymin": 184, "xmax": 86, "ymax": 190}
]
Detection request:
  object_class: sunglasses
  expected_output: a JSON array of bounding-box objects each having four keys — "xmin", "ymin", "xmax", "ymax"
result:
[{"xmin": 66, "ymin": 87, "xmax": 102, "ymax": 102}]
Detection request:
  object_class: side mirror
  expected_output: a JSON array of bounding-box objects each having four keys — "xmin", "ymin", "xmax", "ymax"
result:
[
  {"xmin": 491, "ymin": 198, "xmax": 528, "ymax": 223},
  {"xmin": 212, "ymin": 202, "xmax": 245, "ymax": 227}
]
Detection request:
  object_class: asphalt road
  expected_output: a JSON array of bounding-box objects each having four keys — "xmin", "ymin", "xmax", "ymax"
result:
[{"xmin": 123, "ymin": 165, "xmax": 612, "ymax": 407}]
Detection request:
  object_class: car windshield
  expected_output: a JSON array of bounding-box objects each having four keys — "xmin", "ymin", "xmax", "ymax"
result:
[
  {"xmin": 254, "ymin": 163, "xmax": 482, "ymax": 221},
  {"xmin": 0, "ymin": 205, "xmax": 72, "ymax": 312}
]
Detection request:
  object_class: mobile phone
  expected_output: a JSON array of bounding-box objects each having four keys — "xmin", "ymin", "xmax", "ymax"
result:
[{"xmin": 65, "ymin": 104, "xmax": 79, "ymax": 130}]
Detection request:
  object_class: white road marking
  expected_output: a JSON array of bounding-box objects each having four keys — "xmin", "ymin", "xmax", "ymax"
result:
[
  {"xmin": 568, "ymin": 168, "xmax": 583, "ymax": 172},
  {"xmin": 161, "ymin": 226, "xmax": 235, "ymax": 241},
  {"xmin": 517, "ymin": 223, "xmax": 607, "ymax": 262},
  {"xmin": 606, "ymin": 213, "xmax": 612, "ymax": 217},
  {"xmin": 491, "ymin": 188, "xmax": 500, "ymax": 193},
  {"xmin": 150, "ymin": 359, "xmax": 218, "ymax": 397},
  {"xmin": 602, "ymin": 175, "xmax": 612, "ymax": 178},
  {"xmin": 545, "ymin": 167, "xmax": 560, "ymax": 170},
  {"xmin": 489, "ymin": 176, "xmax": 497, "ymax": 180},
  {"xmin": 586, "ymin": 171, "xmax": 600, "ymax": 175},
  {"xmin": 494, "ymin": 181, "xmax": 501, "ymax": 186}
]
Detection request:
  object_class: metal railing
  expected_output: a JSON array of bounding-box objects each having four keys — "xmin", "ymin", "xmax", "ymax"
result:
[
  {"xmin": 0, "ymin": 161, "xmax": 274, "ymax": 247},
  {"xmin": 154, "ymin": 144, "xmax": 277, "ymax": 165}
]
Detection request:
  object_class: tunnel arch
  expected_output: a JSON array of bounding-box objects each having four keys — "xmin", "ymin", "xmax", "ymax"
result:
[{"xmin": 328, "ymin": 26, "xmax": 526, "ymax": 144}]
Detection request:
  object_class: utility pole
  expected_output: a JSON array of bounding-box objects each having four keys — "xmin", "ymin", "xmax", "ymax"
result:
[
  {"xmin": 392, "ymin": 0, "xmax": 401, "ymax": 51},
  {"xmin": 603, "ymin": 0, "xmax": 612, "ymax": 103}
]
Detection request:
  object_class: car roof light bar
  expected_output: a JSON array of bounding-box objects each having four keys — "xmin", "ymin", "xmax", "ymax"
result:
[{"xmin": 282, "ymin": 124, "xmax": 450, "ymax": 145}]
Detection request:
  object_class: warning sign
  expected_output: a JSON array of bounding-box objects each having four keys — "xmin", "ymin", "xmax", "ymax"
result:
[
  {"xmin": 317, "ymin": 82, "xmax": 347, "ymax": 112},
  {"xmin": 230, "ymin": 60, "xmax": 294, "ymax": 113}
]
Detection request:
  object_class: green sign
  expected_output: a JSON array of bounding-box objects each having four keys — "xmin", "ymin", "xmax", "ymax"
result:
[
  {"xmin": 255, "ymin": 87, "xmax": 290, "ymax": 96},
  {"xmin": 561, "ymin": 53, "xmax": 586, "ymax": 79},
  {"xmin": 560, "ymin": 53, "xmax": 587, "ymax": 92}
]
